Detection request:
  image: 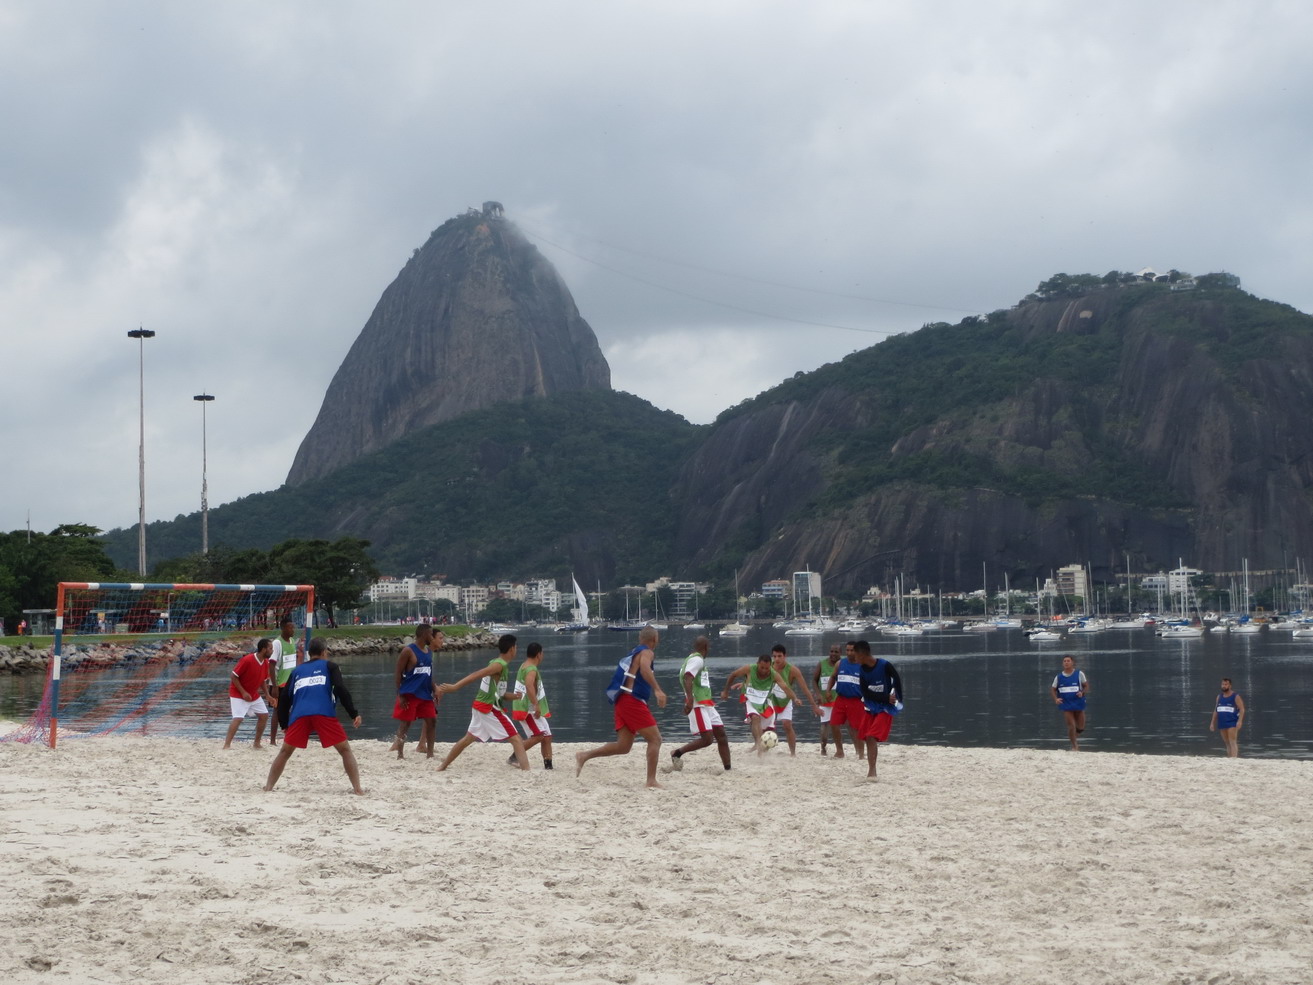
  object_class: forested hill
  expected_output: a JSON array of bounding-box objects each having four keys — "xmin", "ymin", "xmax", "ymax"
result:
[
  {"xmin": 102, "ymin": 390, "xmax": 700, "ymax": 585},
  {"xmin": 104, "ymin": 273, "xmax": 1313, "ymax": 593}
]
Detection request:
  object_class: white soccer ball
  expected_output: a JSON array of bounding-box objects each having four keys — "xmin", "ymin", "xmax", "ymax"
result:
[{"xmin": 760, "ymin": 730, "xmax": 779, "ymax": 750}]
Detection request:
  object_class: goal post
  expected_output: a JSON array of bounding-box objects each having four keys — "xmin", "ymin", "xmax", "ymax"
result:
[{"xmin": 34, "ymin": 581, "xmax": 316, "ymax": 748}]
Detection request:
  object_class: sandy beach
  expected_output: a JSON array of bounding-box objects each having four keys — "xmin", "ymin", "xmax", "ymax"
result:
[{"xmin": 1, "ymin": 732, "xmax": 1310, "ymax": 985}]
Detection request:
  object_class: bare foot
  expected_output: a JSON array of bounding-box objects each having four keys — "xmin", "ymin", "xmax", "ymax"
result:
[
  {"xmin": 436, "ymin": 763, "xmax": 448, "ymax": 772},
  {"xmin": 253, "ymin": 743, "xmax": 263, "ymax": 749},
  {"xmin": 352, "ymin": 788, "xmax": 367, "ymax": 796},
  {"xmin": 574, "ymin": 751, "xmax": 586, "ymax": 776},
  {"xmin": 262, "ymin": 784, "xmax": 274, "ymax": 792},
  {"xmin": 834, "ymin": 753, "xmax": 845, "ymax": 759},
  {"xmin": 222, "ymin": 744, "xmax": 232, "ymax": 750},
  {"xmin": 645, "ymin": 780, "xmax": 665, "ymax": 789}
]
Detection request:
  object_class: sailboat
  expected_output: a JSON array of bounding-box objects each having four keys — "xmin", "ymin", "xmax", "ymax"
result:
[
  {"xmin": 1228, "ymin": 559, "xmax": 1262, "ymax": 634},
  {"xmin": 964, "ymin": 563, "xmax": 997, "ymax": 632},
  {"xmin": 556, "ymin": 575, "xmax": 591, "ymax": 633},
  {"xmin": 719, "ymin": 570, "xmax": 750, "ymax": 637},
  {"xmin": 684, "ymin": 590, "xmax": 706, "ymax": 630}
]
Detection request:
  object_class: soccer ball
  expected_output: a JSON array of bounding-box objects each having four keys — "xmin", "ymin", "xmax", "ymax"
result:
[{"xmin": 760, "ymin": 730, "xmax": 779, "ymax": 750}]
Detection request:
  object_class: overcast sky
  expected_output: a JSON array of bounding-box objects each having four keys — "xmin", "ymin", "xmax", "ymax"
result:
[{"xmin": 3, "ymin": 1, "xmax": 1311, "ymax": 544}]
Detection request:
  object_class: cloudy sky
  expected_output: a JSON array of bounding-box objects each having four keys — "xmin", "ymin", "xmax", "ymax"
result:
[{"xmin": 3, "ymin": 1, "xmax": 1311, "ymax": 544}]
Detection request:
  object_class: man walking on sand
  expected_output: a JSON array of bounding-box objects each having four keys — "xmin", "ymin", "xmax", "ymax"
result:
[
  {"xmin": 1209, "ymin": 676, "xmax": 1245, "ymax": 758},
  {"xmin": 510, "ymin": 642, "xmax": 554, "ymax": 769},
  {"xmin": 223, "ymin": 638, "xmax": 274, "ymax": 749},
  {"xmin": 814, "ymin": 644, "xmax": 841, "ymax": 755},
  {"xmin": 390, "ymin": 624, "xmax": 442, "ymax": 759},
  {"xmin": 576, "ymin": 626, "xmax": 668, "ymax": 788},
  {"xmin": 666, "ymin": 635, "xmax": 731, "ymax": 772},
  {"xmin": 263, "ymin": 638, "xmax": 365, "ymax": 795},
  {"xmin": 436, "ymin": 634, "xmax": 531, "ymax": 771},
  {"xmin": 853, "ymin": 640, "xmax": 903, "ymax": 780},
  {"xmin": 825, "ymin": 641, "xmax": 867, "ymax": 760},
  {"xmin": 1051, "ymin": 655, "xmax": 1089, "ymax": 751}
]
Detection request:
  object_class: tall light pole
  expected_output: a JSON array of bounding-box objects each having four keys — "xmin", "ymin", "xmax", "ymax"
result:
[
  {"xmin": 193, "ymin": 393, "xmax": 215, "ymax": 554},
  {"xmin": 127, "ymin": 328, "xmax": 156, "ymax": 575}
]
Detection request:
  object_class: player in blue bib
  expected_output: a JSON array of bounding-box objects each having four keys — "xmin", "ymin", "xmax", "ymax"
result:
[
  {"xmin": 1209, "ymin": 677, "xmax": 1246, "ymax": 758},
  {"xmin": 1050, "ymin": 655, "xmax": 1089, "ymax": 751}
]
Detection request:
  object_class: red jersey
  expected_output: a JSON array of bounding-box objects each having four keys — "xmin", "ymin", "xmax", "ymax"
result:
[{"xmin": 230, "ymin": 652, "xmax": 268, "ymax": 699}]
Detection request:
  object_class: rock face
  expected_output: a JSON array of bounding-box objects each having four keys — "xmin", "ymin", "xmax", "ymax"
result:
[
  {"xmin": 286, "ymin": 206, "xmax": 611, "ymax": 485},
  {"xmin": 674, "ymin": 281, "xmax": 1313, "ymax": 590}
]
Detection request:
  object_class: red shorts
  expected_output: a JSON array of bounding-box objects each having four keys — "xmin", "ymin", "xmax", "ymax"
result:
[
  {"xmin": 613, "ymin": 693, "xmax": 657, "ymax": 734},
  {"xmin": 830, "ymin": 696, "xmax": 866, "ymax": 728},
  {"xmin": 857, "ymin": 710, "xmax": 893, "ymax": 743},
  {"xmin": 283, "ymin": 714, "xmax": 348, "ymax": 749},
  {"xmin": 392, "ymin": 696, "xmax": 437, "ymax": 721}
]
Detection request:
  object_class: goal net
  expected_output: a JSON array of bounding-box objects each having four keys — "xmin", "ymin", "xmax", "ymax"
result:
[{"xmin": 6, "ymin": 582, "xmax": 315, "ymax": 748}]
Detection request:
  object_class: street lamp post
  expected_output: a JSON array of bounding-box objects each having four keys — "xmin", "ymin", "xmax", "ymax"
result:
[
  {"xmin": 193, "ymin": 394, "xmax": 215, "ymax": 554},
  {"xmin": 127, "ymin": 328, "xmax": 156, "ymax": 575}
]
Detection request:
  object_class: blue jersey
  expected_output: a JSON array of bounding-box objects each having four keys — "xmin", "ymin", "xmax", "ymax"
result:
[
  {"xmin": 858, "ymin": 658, "xmax": 903, "ymax": 715},
  {"xmin": 834, "ymin": 658, "xmax": 863, "ymax": 698},
  {"xmin": 1053, "ymin": 669, "xmax": 1087, "ymax": 711},
  {"xmin": 1215, "ymin": 691, "xmax": 1240, "ymax": 729},
  {"xmin": 606, "ymin": 646, "xmax": 653, "ymax": 705},
  {"xmin": 287, "ymin": 658, "xmax": 338, "ymax": 724},
  {"xmin": 398, "ymin": 643, "xmax": 434, "ymax": 698}
]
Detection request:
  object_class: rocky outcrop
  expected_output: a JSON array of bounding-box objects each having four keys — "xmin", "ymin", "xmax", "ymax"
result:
[{"xmin": 286, "ymin": 208, "xmax": 611, "ymax": 485}]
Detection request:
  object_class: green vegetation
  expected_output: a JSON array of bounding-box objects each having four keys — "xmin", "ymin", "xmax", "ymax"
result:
[{"xmin": 0, "ymin": 524, "xmax": 124, "ymax": 634}]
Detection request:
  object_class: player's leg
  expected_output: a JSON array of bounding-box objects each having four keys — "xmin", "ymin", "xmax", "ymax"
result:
[
  {"xmin": 263, "ymin": 744, "xmax": 295, "ymax": 790},
  {"xmin": 575, "ymin": 727, "xmax": 636, "ymax": 775},
  {"xmin": 421, "ymin": 717, "xmax": 437, "ymax": 758},
  {"xmin": 712, "ymin": 724, "xmax": 731, "ymax": 769},
  {"xmin": 222, "ymin": 716, "xmax": 243, "ymax": 749},
  {"xmin": 253, "ymin": 712, "xmax": 269, "ymax": 748},
  {"xmin": 782, "ymin": 718, "xmax": 797, "ymax": 755},
  {"xmin": 638, "ymin": 724, "xmax": 664, "ymax": 789},
  {"xmin": 333, "ymin": 741, "xmax": 366, "ymax": 795},
  {"xmin": 436, "ymin": 732, "xmax": 477, "ymax": 771}
]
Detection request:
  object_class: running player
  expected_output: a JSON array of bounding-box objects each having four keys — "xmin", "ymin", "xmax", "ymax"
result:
[
  {"xmin": 510, "ymin": 642, "xmax": 553, "ymax": 769},
  {"xmin": 262, "ymin": 638, "xmax": 364, "ymax": 795},
  {"xmin": 437, "ymin": 634, "xmax": 531, "ymax": 771},
  {"xmin": 853, "ymin": 640, "xmax": 903, "ymax": 780},
  {"xmin": 223, "ymin": 638, "xmax": 274, "ymax": 749},
  {"xmin": 824, "ymin": 641, "xmax": 866, "ymax": 760},
  {"xmin": 265, "ymin": 618, "xmax": 304, "ymax": 747},
  {"xmin": 1050, "ymin": 655, "xmax": 1089, "ymax": 751},
  {"xmin": 769, "ymin": 644, "xmax": 820, "ymax": 755},
  {"xmin": 1209, "ymin": 677, "xmax": 1245, "ymax": 758},
  {"xmin": 666, "ymin": 635, "xmax": 731, "ymax": 772},
  {"xmin": 390, "ymin": 624, "xmax": 441, "ymax": 759},
  {"xmin": 814, "ymin": 644, "xmax": 841, "ymax": 755},
  {"xmin": 576, "ymin": 626, "xmax": 668, "ymax": 788},
  {"xmin": 723, "ymin": 653, "xmax": 796, "ymax": 755}
]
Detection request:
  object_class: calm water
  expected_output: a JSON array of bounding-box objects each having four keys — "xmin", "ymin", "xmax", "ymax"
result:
[{"xmin": 7, "ymin": 625, "xmax": 1312, "ymax": 758}]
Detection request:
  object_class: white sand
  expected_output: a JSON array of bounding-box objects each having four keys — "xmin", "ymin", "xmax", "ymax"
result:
[{"xmin": 1, "ymin": 734, "xmax": 1310, "ymax": 984}]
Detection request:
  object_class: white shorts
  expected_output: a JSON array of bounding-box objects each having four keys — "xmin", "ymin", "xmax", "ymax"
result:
[
  {"xmin": 774, "ymin": 701, "xmax": 794, "ymax": 723},
  {"xmin": 687, "ymin": 705, "xmax": 723, "ymax": 734},
  {"xmin": 230, "ymin": 696, "xmax": 269, "ymax": 719},
  {"xmin": 517, "ymin": 714, "xmax": 552, "ymax": 739},
  {"xmin": 466, "ymin": 707, "xmax": 518, "ymax": 743},
  {"xmin": 819, "ymin": 704, "xmax": 833, "ymax": 723}
]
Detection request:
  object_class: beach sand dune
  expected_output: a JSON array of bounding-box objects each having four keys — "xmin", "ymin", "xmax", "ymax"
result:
[{"xmin": 1, "ymin": 736, "xmax": 1309, "ymax": 984}]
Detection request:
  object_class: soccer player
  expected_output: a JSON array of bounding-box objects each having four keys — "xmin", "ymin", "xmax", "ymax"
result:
[
  {"xmin": 769, "ymin": 644, "xmax": 820, "ymax": 755},
  {"xmin": 1209, "ymin": 676, "xmax": 1246, "ymax": 758},
  {"xmin": 390, "ymin": 624, "xmax": 442, "ymax": 759},
  {"xmin": 825, "ymin": 641, "xmax": 866, "ymax": 760},
  {"xmin": 1050, "ymin": 655, "xmax": 1089, "ymax": 751},
  {"xmin": 853, "ymin": 640, "xmax": 903, "ymax": 780},
  {"xmin": 262, "ymin": 638, "xmax": 365, "ymax": 795},
  {"xmin": 576, "ymin": 626, "xmax": 668, "ymax": 788},
  {"xmin": 510, "ymin": 642, "xmax": 553, "ymax": 769},
  {"xmin": 667, "ymin": 635, "xmax": 731, "ymax": 772},
  {"xmin": 814, "ymin": 644, "xmax": 841, "ymax": 755},
  {"xmin": 436, "ymin": 634, "xmax": 531, "ymax": 771},
  {"xmin": 223, "ymin": 638, "xmax": 274, "ymax": 749},
  {"xmin": 723, "ymin": 653, "xmax": 796, "ymax": 755},
  {"xmin": 265, "ymin": 618, "xmax": 304, "ymax": 747}
]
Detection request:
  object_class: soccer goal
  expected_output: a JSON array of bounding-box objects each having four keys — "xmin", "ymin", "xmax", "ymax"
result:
[{"xmin": 10, "ymin": 582, "xmax": 315, "ymax": 748}]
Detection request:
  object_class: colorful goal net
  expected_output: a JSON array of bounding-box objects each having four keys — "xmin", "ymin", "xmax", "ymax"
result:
[{"xmin": 5, "ymin": 582, "xmax": 314, "ymax": 747}]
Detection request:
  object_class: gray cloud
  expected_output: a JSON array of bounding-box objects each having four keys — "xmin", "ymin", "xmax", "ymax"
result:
[{"xmin": 3, "ymin": 1, "xmax": 1310, "ymax": 547}]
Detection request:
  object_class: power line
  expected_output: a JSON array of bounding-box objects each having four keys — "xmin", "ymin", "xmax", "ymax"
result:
[{"xmin": 517, "ymin": 217, "xmax": 984, "ymax": 317}]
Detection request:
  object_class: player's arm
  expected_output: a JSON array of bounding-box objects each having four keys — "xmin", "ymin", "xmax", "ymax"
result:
[
  {"xmin": 826, "ymin": 666, "xmax": 841, "ymax": 694},
  {"xmin": 721, "ymin": 665, "xmax": 748, "ymax": 699},
  {"xmin": 328, "ymin": 662, "xmax": 362, "ymax": 727},
  {"xmin": 394, "ymin": 647, "xmax": 416, "ymax": 692},
  {"xmin": 1079, "ymin": 672, "xmax": 1089, "ymax": 697},
  {"xmin": 770, "ymin": 669, "xmax": 797, "ymax": 705},
  {"xmin": 791, "ymin": 666, "xmax": 819, "ymax": 712},
  {"xmin": 523, "ymin": 667, "xmax": 544, "ymax": 717},
  {"xmin": 440, "ymin": 662, "xmax": 498, "ymax": 694},
  {"xmin": 1209, "ymin": 705, "xmax": 1218, "ymax": 732},
  {"xmin": 1234, "ymin": 694, "xmax": 1245, "ymax": 728},
  {"xmin": 886, "ymin": 663, "xmax": 903, "ymax": 703},
  {"xmin": 1051, "ymin": 680, "xmax": 1062, "ymax": 705},
  {"xmin": 636, "ymin": 650, "xmax": 667, "ymax": 708}
]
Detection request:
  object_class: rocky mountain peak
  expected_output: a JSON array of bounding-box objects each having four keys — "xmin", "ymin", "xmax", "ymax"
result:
[{"xmin": 286, "ymin": 205, "xmax": 611, "ymax": 485}]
